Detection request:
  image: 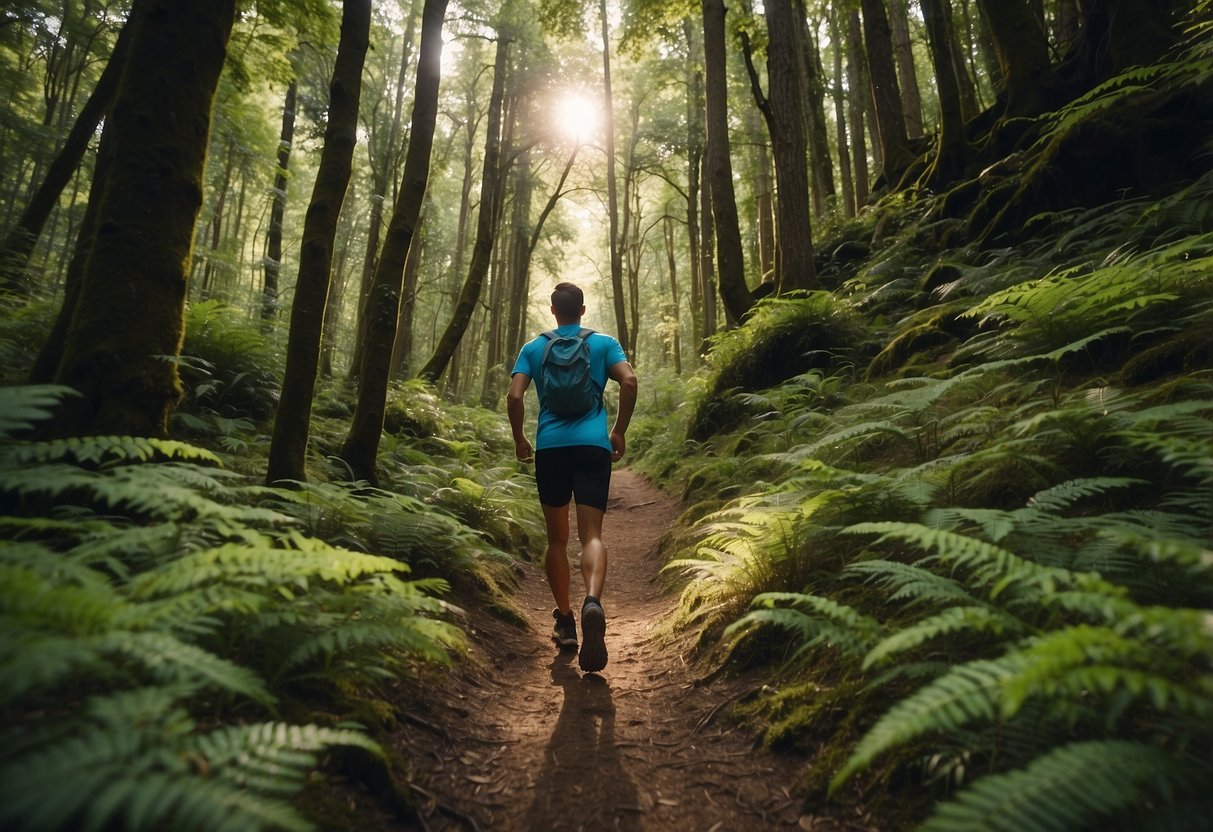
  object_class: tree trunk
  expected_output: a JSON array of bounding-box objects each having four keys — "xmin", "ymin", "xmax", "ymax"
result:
[
  {"xmin": 829, "ymin": 4, "xmax": 856, "ymax": 217},
  {"xmin": 599, "ymin": 0, "xmax": 630, "ymax": 355},
  {"xmin": 975, "ymin": 0, "xmax": 1057, "ymax": 116},
  {"xmin": 340, "ymin": 0, "xmax": 448, "ymax": 484},
  {"xmin": 662, "ymin": 215, "xmax": 683, "ymax": 374},
  {"xmin": 742, "ymin": 102, "xmax": 775, "ymax": 280},
  {"xmin": 680, "ymin": 17, "xmax": 705, "ymax": 359},
  {"xmin": 888, "ymin": 0, "xmax": 924, "ymax": 139},
  {"xmin": 846, "ymin": 9, "xmax": 872, "ymax": 208},
  {"xmin": 263, "ymin": 78, "xmax": 297, "ymax": 321},
  {"xmin": 266, "ymin": 0, "xmax": 369, "ymax": 486},
  {"xmin": 0, "ymin": 8, "xmax": 133, "ymax": 296},
  {"xmin": 418, "ymin": 36, "xmax": 509, "ymax": 383},
  {"xmin": 922, "ymin": 0, "xmax": 970, "ymax": 189},
  {"xmin": 49, "ymin": 0, "xmax": 236, "ymax": 437},
  {"xmin": 702, "ymin": 0, "xmax": 753, "ymax": 322},
  {"xmin": 698, "ymin": 152, "xmax": 717, "ymax": 349},
  {"xmin": 800, "ymin": 7, "xmax": 836, "ymax": 215},
  {"xmin": 860, "ymin": 0, "xmax": 913, "ymax": 186},
  {"xmin": 390, "ymin": 211, "xmax": 424, "ymax": 378},
  {"xmin": 763, "ymin": 0, "xmax": 815, "ymax": 292},
  {"xmin": 948, "ymin": 0, "xmax": 981, "ymax": 119}
]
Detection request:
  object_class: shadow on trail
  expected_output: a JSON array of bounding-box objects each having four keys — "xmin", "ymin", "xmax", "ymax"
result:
[{"xmin": 522, "ymin": 653, "xmax": 642, "ymax": 831}]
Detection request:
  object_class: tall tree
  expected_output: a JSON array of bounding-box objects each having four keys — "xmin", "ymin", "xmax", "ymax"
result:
[
  {"xmin": 922, "ymin": 0, "xmax": 970, "ymax": 188},
  {"xmin": 340, "ymin": 0, "xmax": 449, "ymax": 484},
  {"xmin": 348, "ymin": 0, "xmax": 420, "ymax": 380},
  {"xmin": 846, "ymin": 9, "xmax": 872, "ymax": 208},
  {"xmin": 974, "ymin": 0, "xmax": 1057, "ymax": 116},
  {"xmin": 599, "ymin": 0, "xmax": 630, "ymax": 355},
  {"xmin": 0, "ymin": 8, "xmax": 132, "ymax": 296},
  {"xmin": 263, "ymin": 77, "xmax": 298, "ymax": 321},
  {"xmin": 860, "ymin": 0, "xmax": 913, "ymax": 186},
  {"xmin": 828, "ymin": 3, "xmax": 856, "ymax": 217},
  {"xmin": 799, "ymin": 9, "xmax": 836, "ymax": 215},
  {"xmin": 418, "ymin": 35, "xmax": 510, "ymax": 382},
  {"xmin": 702, "ymin": 0, "xmax": 753, "ymax": 322},
  {"xmin": 757, "ymin": 0, "xmax": 816, "ymax": 292},
  {"xmin": 888, "ymin": 0, "xmax": 924, "ymax": 138},
  {"xmin": 48, "ymin": 0, "xmax": 237, "ymax": 436},
  {"xmin": 266, "ymin": 0, "xmax": 370, "ymax": 486}
]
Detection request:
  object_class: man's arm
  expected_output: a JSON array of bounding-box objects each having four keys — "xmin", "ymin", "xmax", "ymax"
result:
[
  {"xmin": 506, "ymin": 372, "xmax": 534, "ymax": 463},
  {"xmin": 607, "ymin": 361, "xmax": 637, "ymax": 462}
]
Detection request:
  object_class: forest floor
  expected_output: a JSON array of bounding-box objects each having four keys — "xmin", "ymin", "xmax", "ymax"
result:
[{"xmin": 381, "ymin": 470, "xmax": 879, "ymax": 832}]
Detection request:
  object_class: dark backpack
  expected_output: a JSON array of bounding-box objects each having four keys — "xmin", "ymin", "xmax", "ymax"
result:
[{"xmin": 539, "ymin": 327, "xmax": 600, "ymax": 416}]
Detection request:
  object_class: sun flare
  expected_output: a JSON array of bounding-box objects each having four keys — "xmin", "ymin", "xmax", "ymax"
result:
[{"xmin": 554, "ymin": 92, "xmax": 602, "ymax": 144}]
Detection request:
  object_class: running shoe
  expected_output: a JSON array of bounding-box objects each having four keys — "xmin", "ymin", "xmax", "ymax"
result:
[
  {"xmin": 552, "ymin": 608, "xmax": 578, "ymax": 649},
  {"xmin": 578, "ymin": 597, "xmax": 607, "ymax": 673}
]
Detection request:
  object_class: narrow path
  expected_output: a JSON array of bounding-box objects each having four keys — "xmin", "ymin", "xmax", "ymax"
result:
[{"xmin": 393, "ymin": 471, "xmax": 858, "ymax": 831}]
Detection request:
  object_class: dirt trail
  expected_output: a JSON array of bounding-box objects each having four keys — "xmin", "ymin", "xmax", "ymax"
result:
[{"xmin": 392, "ymin": 471, "xmax": 861, "ymax": 831}]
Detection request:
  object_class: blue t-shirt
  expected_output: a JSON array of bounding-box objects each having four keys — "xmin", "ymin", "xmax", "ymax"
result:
[{"xmin": 511, "ymin": 325, "xmax": 629, "ymax": 451}]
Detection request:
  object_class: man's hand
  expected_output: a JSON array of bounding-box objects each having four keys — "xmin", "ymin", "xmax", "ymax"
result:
[
  {"xmin": 609, "ymin": 429, "xmax": 626, "ymax": 462},
  {"xmin": 515, "ymin": 438, "xmax": 534, "ymax": 463}
]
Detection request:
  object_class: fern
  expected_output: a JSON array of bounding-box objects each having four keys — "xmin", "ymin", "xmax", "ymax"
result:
[
  {"xmin": 921, "ymin": 741, "xmax": 1195, "ymax": 832},
  {"xmin": 862, "ymin": 606, "xmax": 1025, "ymax": 670},
  {"xmin": 726, "ymin": 591, "xmax": 884, "ymax": 660},
  {"xmin": 833, "ymin": 658, "xmax": 1019, "ymax": 790}
]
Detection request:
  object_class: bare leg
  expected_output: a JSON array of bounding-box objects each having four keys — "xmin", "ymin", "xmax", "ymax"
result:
[
  {"xmin": 575, "ymin": 503, "xmax": 608, "ymax": 600},
  {"xmin": 542, "ymin": 502, "xmax": 572, "ymax": 614}
]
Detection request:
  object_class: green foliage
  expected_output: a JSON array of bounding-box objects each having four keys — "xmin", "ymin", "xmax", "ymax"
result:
[
  {"xmin": 637, "ymin": 178, "xmax": 1213, "ymax": 826},
  {"xmin": 0, "ymin": 386, "xmax": 461, "ymax": 831},
  {"xmin": 178, "ymin": 300, "xmax": 282, "ymax": 424}
]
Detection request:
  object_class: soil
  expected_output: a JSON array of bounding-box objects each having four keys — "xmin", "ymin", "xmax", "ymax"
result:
[{"xmin": 388, "ymin": 470, "xmax": 877, "ymax": 831}]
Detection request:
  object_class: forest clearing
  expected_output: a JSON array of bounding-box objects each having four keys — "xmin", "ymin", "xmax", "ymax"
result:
[{"xmin": 2, "ymin": 0, "xmax": 1212, "ymax": 830}]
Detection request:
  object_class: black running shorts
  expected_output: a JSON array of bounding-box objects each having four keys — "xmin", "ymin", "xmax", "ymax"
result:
[{"xmin": 534, "ymin": 445, "xmax": 612, "ymax": 511}]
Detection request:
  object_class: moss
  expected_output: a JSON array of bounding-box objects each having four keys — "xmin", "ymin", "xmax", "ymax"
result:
[
  {"xmin": 866, "ymin": 300, "xmax": 973, "ymax": 379},
  {"xmin": 1120, "ymin": 326, "xmax": 1213, "ymax": 386}
]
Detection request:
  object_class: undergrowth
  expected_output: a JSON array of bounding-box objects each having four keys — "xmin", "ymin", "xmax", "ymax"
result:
[{"xmin": 637, "ymin": 53, "xmax": 1213, "ymax": 828}]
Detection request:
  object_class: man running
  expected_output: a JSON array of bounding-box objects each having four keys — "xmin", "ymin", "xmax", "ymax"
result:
[{"xmin": 506, "ymin": 282, "xmax": 638, "ymax": 673}]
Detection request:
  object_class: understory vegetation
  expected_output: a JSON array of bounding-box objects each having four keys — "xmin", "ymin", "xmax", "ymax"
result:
[
  {"xmin": 0, "ymin": 362, "xmax": 544, "ymax": 829},
  {"xmin": 629, "ymin": 73, "xmax": 1213, "ymax": 832}
]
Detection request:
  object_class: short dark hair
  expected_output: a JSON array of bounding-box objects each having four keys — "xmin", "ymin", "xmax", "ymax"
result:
[{"xmin": 551, "ymin": 282, "xmax": 583, "ymax": 318}]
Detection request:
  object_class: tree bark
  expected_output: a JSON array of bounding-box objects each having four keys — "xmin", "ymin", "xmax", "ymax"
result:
[
  {"xmin": 662, "ymin": 215, "xmax": 683, "ymax": 374},
  {"xmin": 922, "ymin": 0, "xmax": 970, "ymax": 189},
  {"xmin": 829, "ymin": 4, "xmax": 856, "ymax": 217},
  {"xmin": 846, "ymin": 9, "xmax": 872, "ymax": 208},
  {"xmin": 763, "ymin": 0, "xmax": 815, "ymax": 292},
  {"xmin": 0, "ymin": 6, "xmax": 133, "ymax": 296},
  {"xmin": 262, "ymin": 78, "xmax": 297, "ymax": 322},
  {"xmin": 888, "ymin": 0, "xmax": 924, "ymax": 139},
  {"xmin": 266, "ymin": 0, "xmax": 370, "ymax": 486},
  {"xmin": 859, "ymin": 0, "xmax": 913, "ymax": 186},
  {"xmin": 799, "ymin": 7, "xmax": 836, "ymax": 214},
  {"xmin": 49, "ymin": 0, "xmax": 236, "ymax": 437},
  {"xmin": 418, "ymin": 35, "xmax": 509, "ymax": 383},
  {"xmin": 340, "ymin": 0, "xmax": 448, "ymax": 484},
  {"xmin": 975, "ymin": 0, "xmax": 1057, "ymax": 116},
  {"xmin": 702, "ymin": 0, "xmax": 753, "ymax": 322}
]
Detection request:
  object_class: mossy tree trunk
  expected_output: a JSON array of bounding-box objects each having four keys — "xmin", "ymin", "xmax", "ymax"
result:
[
  {"xmin": 48, "ymin": 0, "xmax": 236, "ymax": 437},
  {"xmin": 888, "ymin": 0, "xmax": 924, "ymax": 139},
  {"xmin": 922, "ymin": 0, "xmax": 970, "ymax": 189},
  {"xmin": 262, "ymin": 78, "xmax": 298, "ymax": 322},
  {"xmin": 418, "ymin": 35, "xmax": 509, "ymax": 383},
  {"xmin": 339, "ymin": 0, "xmax": 449, "ymax": 484},
  {"xmin": 266, "ymin": 0, "xmax": 370, "ymax": 486},
  {"xmin": 0, "ymin": 9, "xmax": 133, "ymax": 297},
  {"xmin": 763, "ymin": 0, "xmax": 816, "ymax": 292},
  {"xmin": 846, "ymin": 9, "xmax": 872, "ymax": 207},
  {"xmin": 703, "ymin": 0, "xmax": 753, "ymax": 323},
  {"xmin": 974, "ymin": 0, "xmax": 1057, "ymax": 117},
  {"xmin": 859, "ymin": 0, "xmax": 914, "ymax": 186}
]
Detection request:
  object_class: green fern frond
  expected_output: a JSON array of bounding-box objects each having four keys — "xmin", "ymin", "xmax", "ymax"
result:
[
  {"xmin": 843, "ymin": 559, "xmax": 976, "ymax": 609},
  {"xmin": 1026, "ymin": 477, "xmax": 1147, "ymax": 512},
  {"xmin": 725, "ymin": 592, "xmax": 883, "ymax": 659},
  {"xmin": 832, "ymin": 657, "xmax": 1020, "ymax": 790},
  {"xmin": 1000, "ymin": 625, "xmax": 1213, "ymax": 720},
  {"xmin": 921, "ymin": 740, "xmax": 1192, "ymax": 832},
  {"xmin": 844, "ymin": 521, "xmax": 1076, "ymax": 597},
  {"xmin": 862, "ymin": 606, "xmax": 1025, "ymax": 670},
  {"xmin": 0, "ymin": 384, "xmax": 77, "ymax": 436},
  {"xmin": 0, "ymin": 435, "xmax": 223, "ymax": 468}
]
